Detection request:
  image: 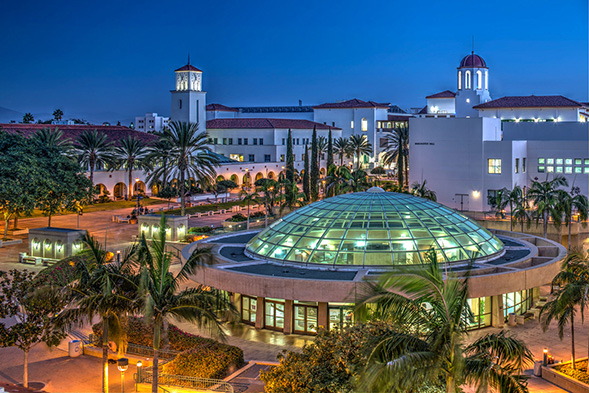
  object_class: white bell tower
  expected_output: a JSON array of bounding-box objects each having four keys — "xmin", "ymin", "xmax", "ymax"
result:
[
  {"xmin": 455, "ymin": 52, "xmax": 491, "ymax": 118},
  {"xmin": 170, "ymin": 58, "xmax": 207, "ymax": 133}
]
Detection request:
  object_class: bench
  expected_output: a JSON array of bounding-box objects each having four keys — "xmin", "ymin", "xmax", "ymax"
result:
[
  {"xmin": 22, "ymin": 257, "xmax": 42, "ymax": 265},
  {"xmin": 516, "ymin": 315, "xmax": 526, "ymax": 325},
  {"xmin": 528, "ymin": 308, "xmax": 540, "ymax": 319}
]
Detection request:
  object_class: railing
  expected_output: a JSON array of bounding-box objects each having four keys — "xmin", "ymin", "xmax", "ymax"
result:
[
  {"xmin": 139, "ymin": 368, "xmax": 234, "ymax": 393},
  {"xmin": 88, "ymin": 334, "xmax": 180, "ymax": 359}
]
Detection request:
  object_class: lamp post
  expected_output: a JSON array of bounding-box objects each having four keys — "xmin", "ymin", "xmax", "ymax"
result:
[
  {"xmin": 117, "ymin": 358, "xmax": 128, "ymax": 393},
  {"xmin": 135, "ymin": 360, "xmax": 142, "ymax": 390},
  {"xmin": 543, "ymin": 348, "xmax": 548, "ymax": 366},
  {"xmin": 116, "ymin": 250, "xmax": 121, "ymax": 263}
]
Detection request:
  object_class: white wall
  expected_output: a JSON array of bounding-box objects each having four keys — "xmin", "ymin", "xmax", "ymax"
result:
[
  {"xmin": 427, "ymin": 98, "xmax": 455, "ymax": 114},
  {"xmin": 478, "ymin": 107, "xmax": 580, "ymax": 122}
]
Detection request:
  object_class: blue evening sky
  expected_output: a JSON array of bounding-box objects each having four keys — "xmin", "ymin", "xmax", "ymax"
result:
[{"xmin": 0, "ymin": 0, "xmax": 587, "ymax": 123}]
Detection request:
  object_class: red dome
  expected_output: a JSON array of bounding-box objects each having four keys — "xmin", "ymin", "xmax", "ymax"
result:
[{"xmin": 459, "ymin": 52, "xmax": 487, "ymax": 68}]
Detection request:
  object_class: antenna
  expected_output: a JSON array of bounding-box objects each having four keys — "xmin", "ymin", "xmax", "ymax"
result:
[
  {"xmin": 187, "ymin": 53, "xmax": 190, "ymax": 65},
  {"xmin": 472, "ymin": 35, "xmax": 475, "ymax": 54}
]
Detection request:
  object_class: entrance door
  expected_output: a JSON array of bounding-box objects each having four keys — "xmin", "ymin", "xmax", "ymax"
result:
[
  {"xmin": 265, "ymin": 300, "xmax": 285, "ymax": 330},
  {"xmin": 294, "ymin": 304, "xmax": 318, "ymax": 334},
  {"xmin": 454, "ymin": 194, "xmax": 469, "ymax": 211},
  {"xmin": 241, "ymin": 296, "xmax": 257, "ymax": 325}
]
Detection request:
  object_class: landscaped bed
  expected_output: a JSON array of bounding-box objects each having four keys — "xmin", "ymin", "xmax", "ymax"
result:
[{"xmin": 554, "ymin": 360, "xmax": 589, "ymax": 384}]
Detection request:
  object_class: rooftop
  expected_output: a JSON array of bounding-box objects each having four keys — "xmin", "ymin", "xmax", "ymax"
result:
[
  {"xmin": 426, "ymin": 90, "xmax": 456, "ymax": 99},
  {"xmin": 175, "ymin": 64, "xmax": 203, "ymax": 72},
  {"xmin": 206, "ymin": 118, "xmax": 341, "ymax": 130},
  {"xmin": 473, "ymin": 95, "xmax": 584, "ymax": 109},
  {"xmin": 313, "ymin": 98, "xmax": 390, "ymax": 110},
  {"xmin": 206, "ymin": 103, "xmax": 239, "ymax": 112},
  {"xmin": 458, "ymin": 52, "xmax": 487, "ymax": 69},
  {"xmin": 236, "ymin": 106, "xmax": 314, "ymax": 113}
]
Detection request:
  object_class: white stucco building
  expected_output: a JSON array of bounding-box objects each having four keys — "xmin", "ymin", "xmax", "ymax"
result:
[
  {"xmin": 134, "ymin": 113, "xmax": 169, "ymax": 132},
  {"xmin": 410, "ymin": 52, "xmax": 589, "ymax": 212}
]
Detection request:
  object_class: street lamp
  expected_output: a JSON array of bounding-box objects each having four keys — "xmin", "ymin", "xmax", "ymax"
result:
[
  {"xmin": 116, "ymin": 250, "xmax": 121, "ymax": 263},
  {"xmin": 117, "ymin": 358, "xmax": 129, "ymax": 393},
  {"xmin": 135, "ymin": 360, "xmax": 143, "ymax": 389},
  {"xmin": 543, "ymin": 348, "xmax": 548, "ymax": 366}
]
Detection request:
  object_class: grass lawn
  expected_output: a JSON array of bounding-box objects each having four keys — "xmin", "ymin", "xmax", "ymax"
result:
[
  {"xmin": 19, "ymin": 198, "xmax": 168, "ymax": 219},
  {"xmin": 166, "ymin": 200, "xmax": 258, "ymax": 215}
]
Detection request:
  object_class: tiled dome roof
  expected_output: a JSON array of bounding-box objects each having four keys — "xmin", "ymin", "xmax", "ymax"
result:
[{"xmin": 459, "ymin": 52, "xmax": 487, "ymax": 68}]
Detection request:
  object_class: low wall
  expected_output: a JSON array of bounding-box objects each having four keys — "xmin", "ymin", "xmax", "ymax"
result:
[{"xmin": 542, "ymin": 358, "xmax": 589, "ymax": 393}]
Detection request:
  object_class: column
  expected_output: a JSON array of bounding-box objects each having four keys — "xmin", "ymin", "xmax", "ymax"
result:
[
  {"xmin": 317, "ymin": 302, "xmax": 328, "ymax": 330},
  {"xmin": 255, "ymin": 297, "xmax": 265, "ymax": 329},
  {"xmin": 492, "ymin": 294, "xmax": 504, "ymax": 328},
  {"xmin": 283, "ymin": 300, "xmax": 293, "ymax": 335}
]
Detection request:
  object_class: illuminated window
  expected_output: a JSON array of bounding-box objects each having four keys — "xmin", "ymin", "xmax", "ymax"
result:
[
  {"xmin": 575, "ymin": 167, "xmax": 582, "ymax": 174},
  {"xmin": 547, "ymin": 158, "xmax": 554, "ymax": 165},
  {"xmin": 476, "ymin": 70, "xmax": 482, "ymax": 89},
  {"xmin": 565, "ymin": 167, "xmax": 572, "ymax": 174},
  {"xmin": 361, "ymin": 118, "xmax": 368, "ymax": 131},
  {"xmin": 585, "ymin": 168, "xmax": 589, "ymax": 174},
  {"xmin": 465, "ymin": 71, "xmax": 471, "ymax": 89},
  {"xmin": 547, "ymin": 166, "xmax": 554, "ymax": 173},
  {"xmin": 485, "ymin": 71, "xmax": 488, "ymax": 89},
  {"xmin": 515, "ymin": 158, "xmax": 519, "ymax": 174},
  {"xmin": 556, "ymin": 158, "xmax": 563, "ymax": 165},
  {"xmin": 351, "ymin": 121, "xmax": 354, "ymax": 129},
  {"xmin": 458, "ymin": 71, "xmax": 462, "ymax": 90},
  {"xmin": 538, "ymin": 166, "xmax": 545, "ymax": 173},
  {"xmin": 565, "ymin": 158, "xmax": 573, "ymax": 165},
  {"xmin": 488, "ymin": 159, "xmax": 501, "ymax": 174},
  {"xmin": 556, "ymin": 167, "xmax": 563, "ymax": 173},
  {"xmin": 538, "ymin": 158, "xmax": 545, "ymax": 164},
  {"xmin": 522, "ymin": 158, "xmax": 526, "ymax": 172},
  {"xmin": 585, "ymin": 159, "xmax": 589, "ymax": 166},
  {"xmin": 575, "ymin": 158, "xmax": 582, "ymax": 165},
  {"xmin": 229, "ymin": 154, "xmax": 244, "ymax": 162}
]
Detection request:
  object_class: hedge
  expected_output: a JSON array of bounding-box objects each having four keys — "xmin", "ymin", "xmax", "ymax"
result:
[
  {"xmin": 35, "ymin": 256, "xmax": 81, "ymax": 286},
  {"xmin": 92, "ymin": 317, "xmax": 244, "ymax": 379}
]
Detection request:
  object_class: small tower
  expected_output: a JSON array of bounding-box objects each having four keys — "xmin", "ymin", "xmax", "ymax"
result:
[
  {"xmin": 455, "ymin": 52, "xmax": 491, "ymax": 118},
  {"xmin": 170, "ymin": 59, "xmax": 207, "ymax": 132}
]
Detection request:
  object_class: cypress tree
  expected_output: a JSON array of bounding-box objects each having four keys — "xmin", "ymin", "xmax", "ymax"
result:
[
  {"xmin": 310, "ymin": 126, "xmax": 319, "ymax": 201},
  {"xmin": 326, "ymin": 129, "xmax": 334, "ymax": 169},
  {"xmin": 303, "ymin": 144, "xmax": 310, "ymax": 200},
  {"xmin": 286, "ymin": 128, "xmax": 294, "ymax": 184}
]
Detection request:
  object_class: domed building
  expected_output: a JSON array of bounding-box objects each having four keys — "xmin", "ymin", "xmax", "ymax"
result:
[{"xmin": 183, "ymin": 189, "xmax": 566, "ymax": 335}]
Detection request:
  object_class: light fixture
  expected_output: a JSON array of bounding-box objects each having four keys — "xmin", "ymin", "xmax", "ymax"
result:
[
  {"xmin": 117, "ymin": 358, "xmax": 129, "ymax": 393},
  {"xmin": 472, "ymin": 190, "xmax": 480, "ymax": 198},
  {"xmin": 543, "ymin": 348, "xmax": 548, "ymax": 366},
  {"xmin": 136, "ymin": 361, "xmax": 143, "ymax": 385}
]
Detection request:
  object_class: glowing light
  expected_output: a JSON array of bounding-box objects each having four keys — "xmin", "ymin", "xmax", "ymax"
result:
[
  {"xmin": 356, "ymin": 241, "xmax": 366, "ymax": 247},
  {"xmin": 472, "ymin": 190, "xmax": 480, "ymax": 198}
]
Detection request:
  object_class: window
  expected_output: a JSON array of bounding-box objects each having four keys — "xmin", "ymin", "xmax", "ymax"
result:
[
  {"xmin": 329, "ymin": 305, "xmax": 354, "ymax": 330},
  {"xmin": 332, "ymin": 122, "xmax": 335, "ymax": 126},
  {"xmin": 282, "ymin": 138, "xmax": 285, "ymax": 145},
  {"xmin": 565, "ymin": 167, "xmax": 572, "ymax": 174},
  {"xmin": 297, "ymin": 138, "xmax": 300, "ymax": 145},
  {"xmin": 351, "ymin": 121, "xmax": 354, "ymax": 129},
  {"xmin": 244, "ymin": 138, "xmax": 248, "ymax": 145},
  {"xmin": 280, "ymin": 154, "xmax": 285, "ymax": 162},
  {"xmin": 485, "ymin": 71, "xmax": 488, "ymax": 90},
  {"xmin": 585, "ymin": 159, "xmax": 589, "ymax": 166},
  {"xmin": 264, "ymin": 154, "xmax": 271, "ymax": 162},
  {"xmin": 458, "ymin": 70, "xmax": 462, "ymax": 90},
  {"xmin": 248, "ymin": 154, "xmax": 255, "ymax": 162},
  {"xmin": 228, "ymin": 138, "xmax": 233, "ymax": 145},
  {"xmin": 294, "ymin": 303, "xmax": 318, "ymax": 334},
  {"xmin": 538, "ymin": 158, "xmax": 545, "ymax": 164},
  {"xmin": 547, "ymin": 158, "xmax": 554, "ymax": 165},
  {"xmin": 487, "ymin": 189, "xmax": 500, "ymax": 206},
  {"xmin": 547, "ymin": 166, "xmax": 554, "ymax": 173},
  {"xmin": 575, "ymin": 167, "xmax": 582, "ymax": 174},
  {"xmin": 585, "ymin": 168, "xmax": 589, "ymax": 174},
  {"xmin": 223, "ymin": 138, "xmax": 227, "ymax": 145},
  {"xmin": 179, "ymin": 99, "xmax": 182, "ymax": 109},
  {"xmin": 238, "ymin": 138, "xmax": 242, "ymax": 145},
  {"xmin": 229, "ymin": 154, "xmax": 244, "ymax": 162},
  {"xmin": 259, "ymin": 138, "xmax": 264, "ymax": 145},
  {"xmin": 565, "ymin": 158, "xmax": 573, "ymax": 165},
  {"xmin": 522, "ymin": 158, "xmax": 526, "ymax": 172},
  {"xmin": 213, "ymin": 138, "xmax": 218, "ymax": 144},
  {"xmin": 556, "ymin": 167, "xmax": 563, "ymax": 173},
  {"xmin": 476, "ymin": 70, "xmax": 482, "ymax": 89},
  {"xmin": 575, "ymin": 158, "xmax": 582, "ymax": 165},
  {"xmin": 556, "ymin": 158, "xmax": 563, "ymax": 165},
  {"xmin": 488, "ymin": 159, "xmax": 501, "ymax": 174},
  {"xmin": 538, "ymin": 166, "xmax": 545, "ymax": 173},
  {"xmin": 515, "ymin": 158, "xmax": 519, "ymax": 174},
  {"xmin": 253, "ymin": 138, "xmax": 258, "ymax": 145},
  {"xmin": 465, "ymin": 71, "xmax": 471, "ymax": 89},
  {"xmin": 361, "ymin": 118, "xmax": 368, "ymax": 131},
  {"xmin": 241, "ymin": 296, "xmax": 257, "ymax": 325}
]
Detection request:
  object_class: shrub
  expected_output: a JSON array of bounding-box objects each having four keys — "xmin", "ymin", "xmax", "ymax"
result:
[
  {"xmin": 34, "ymin": 256, "xmax": 81, "ymax": 286},
  {"xmin": 226, "ymin": 213, "xmax": 247, "ymax": 222},
  {"xmin": 249, "ymin": 211, "xmax": 265, "ymax": 218},
  {"xmin": 185, "ymin": 234, "xmax": 209, "ymax": 243},
  {"xmin": 188, "ymin": 226, "xmax": 214, "ymax": 234},
  {"xmin": 554, "ymin": 360, "xmax": 589, "ymax": 384}
]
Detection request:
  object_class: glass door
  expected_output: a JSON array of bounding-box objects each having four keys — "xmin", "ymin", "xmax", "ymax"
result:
[
  {"xmin": 241, "ymin": 296, "xmax": 257, "ymax": 325},
  {"xmin": 265, "ymin": 300, "xmax": 285, "ymax": 330},
  {"xmin": 294, "ymin": 304, "xmax": 318, "ymax": 334}
]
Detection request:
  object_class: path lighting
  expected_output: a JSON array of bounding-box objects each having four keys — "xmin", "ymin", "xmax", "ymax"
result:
[
  {"xmin": 117, "ymin": 358, "xmax": 129, "ymax": 393},
  {"xmin": 543, "ymin": 348, "xmax": 548, "ymax": 366},
  {"xmin": 116, "ymin": 250, "xmax": 121, "ymax": 263},
  {"xmin": 136, "ymin": 360, "xmax": 143, "ymax": 387}
]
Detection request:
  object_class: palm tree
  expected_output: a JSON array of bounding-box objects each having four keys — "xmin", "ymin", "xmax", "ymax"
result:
[
  {"xmin": 527, "ymin": 176, "xmax": 568, "ymax": 238},
  {"xmin": 333, "ymin": 137, "xmax": 351, "ymax": 166},
  {"xmin": 317, "ymin": 136, "xmax": 328, "ymax": 170},
  {"xmin": 145, "ymin": 138, "xmax": 174, "ymax": 194},
  {"xmin": 359, "ymin": 251, "xmax": 533, "ymax": 392},
  {"xmin": 349, "ymin": 134, "xmax": 373, "ymax": 171},
  {"xmin": 57, "ymin": 234, "xmax": 138, "ymax": 393},
  {"xmin": 164, "ymin": 121, "xmax": 219, "ymax": 216},
  {"xmin": 137, "ymin": 217, "xmax": 235, "ymax": 393},
  {"xmin": 326, "ymin": 165, "xmax": 352, "ymax": 196},
  {"xmin": 256, "ymin": 179, "xmax": 277, "ymax": 227},
  {"xmin": 558, "ymin": 188, "xmax": 589, "ymax": 251},
  {"xmin": 382, "ymin": 126, "xmax": 409, "ymax": 188},
  {"xmin": 279, "ymin": 180, "xmax": 306, "ymax": 216},
  {"xmin": 240, "ymin": 189, "xmax": 260, "ymax": 230},
  {"xmin": 114, "ymin": 136, "xmax": 151, "ymax": 200},
  {"xmin": 410, "ymin": 180, "xmax": 437, "ymax": 201},
  {"xmin": 76, "ymin": 129, "xmax": 114, "ymax": 191},
  {"xmin": 512, "ymin": 202, "xmax": 531, "ymax": 233},
  {"xmin": 349, "ymin": 169, "xmax": 370, "ymax": 192},
  {"xmin": 493, "ymin": 186, "xmax": 525, "ymax": 232},
  {"xmin": 32, "ymin": 127, "xmax": 73, "ymax": 153}
]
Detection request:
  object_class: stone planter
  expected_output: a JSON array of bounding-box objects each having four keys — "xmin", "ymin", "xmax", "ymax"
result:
[{"xmin": 542, "ymin": 358, "xmax": 589, "ymax": 393}]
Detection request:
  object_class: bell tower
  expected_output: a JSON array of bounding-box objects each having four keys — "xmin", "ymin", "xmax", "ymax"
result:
[
  {"xmin": 170, "ymin": 58, "xmax": 207, "ymax": 132},
  {"xmin": 455, "ymin": 52, "xmax": 491, "ymax": 118}
]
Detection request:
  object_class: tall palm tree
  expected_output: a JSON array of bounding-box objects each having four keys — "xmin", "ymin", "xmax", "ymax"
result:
[
  {"xmin": 76, "ymin": 129, "xmax": 114, "ymax": 191},
  {"xmin": 57, "ymin": 234, "xmax": 138, "ymax": 393},
  {"xmin": 512, "ymin": 202, "xmax": 531, "ymax": 233},
  {"xmin": 493, "ymin": 186, "xmax": 525, "ymax": 232},
  {"xmin": 359, "ymin": 251, "xmax": 533, "ymax": 393},
  {"xmin": 240, "ymin": 189, "xmax": 260, "ymax": 230},
  {"xmin": 527, "ymin": 176, "xmax": 568, "ymax": 238},
  {"xmin": 333, "ymin": 137, "xmax": 351, "ymax": 166},
  {"xmin": 410, "ymin": 180, "xmax": 437, "ymax": 201},
  {"xmin": 164, "ymin": 121, "xmax": 219, "ymax": 216},
  {"xmin": 317, "ymin": 136, "xmax": 328, "ymax": 170},
  {"xmin": 32, "ymin": 127, "xmax": 73, "ymax": 153},
  {"xmin": 326, "ymin": 165, "xmax": 352, "ymax": 196},
  {"xmin": 279, "ymin": 180, "xmax": 306, "ymax": 216},
  {"xmin": 382, "ymin": 126, "xmax": 409, "ymax": 188},
  {"xmin": 145, "ymin": 138, "xmax": 174, "ymax": 194},
  {"xmin": 557, "ymin": 188, "xmax": 589, "ymax": 251},
  {"xmin": 349, "ymin": 134, "xmax": 373, "ymax": 171},
  {"xmin": 137, "ymin": 217, "xmax": 235, "ymax": 393},
  {"xmin": 114, "ymin": 136, "xmax": 151, "ymax": 200}
]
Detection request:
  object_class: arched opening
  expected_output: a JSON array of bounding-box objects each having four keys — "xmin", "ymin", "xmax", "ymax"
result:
[
  {"xmin": 465, "ymin": 71, "xmax": 471, "ymax": 89},
  {"xmin": 216, "ymin": 175, "xmax": 225, "ymax": 182},
  {"xmin": 485, "ymin": 71, "xmax": 488, "ymax": 90},
  {"xmin": 458, "ymin": 70, "xmax": 462, "ymax": 90},
  {"xmin": 113, "ymin": 182, "xmax": 127, "ymax": 199},
  {"xmin": 267, "ymin": 171, "xmax": 276, "ymax": 180},
  {"xmin": 255, "ymin": 172, "xmax": 264, "ymax": 181},
  {"xmin": 320, "ymin": 168, "xmax": 326, "ymax": 176},
  {"xmin": 361, "ymin": 118, "xmax": 368, "ymax": 132},
  {"xmin": 94, "ymin": 183, "xmax": 107, "ymax": 195},
  {"xmin": 134, "ymin": 181, "xmax": 146, "ymax": 196},
  {"xmin": 151, "ymin": 184, "xmax": 159, "ymax": 196},
  {"xmin": 243, "ymin": 173, "xmax": 252, "ymax": 188},
  {"xmin": 31, "ymin": 238, "xmax": 41, "ymax": 257},
  {"xmin": 55, "ymin": 240, "xmax": 65, "ymax": 259},
  {"xmin": 43, "ymin": 239, "xmax": 52, "ymax": 258},
  {"xmin": 230, "ymin": 174, "xmax": 239, "ymax": 185},
  {"xmin": 476, "ymin": 70, "xmax": 482, "ymax": 89}
]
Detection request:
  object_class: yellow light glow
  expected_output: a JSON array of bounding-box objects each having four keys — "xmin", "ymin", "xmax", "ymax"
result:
[{"xmin": 472, "ymin": 190, "xmax": 480, "ymax": 198}]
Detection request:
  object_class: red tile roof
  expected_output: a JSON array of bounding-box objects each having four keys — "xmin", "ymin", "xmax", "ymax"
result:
[
  {"xmin": 206, "ymin": 118, "xmax": 341, "ymax": 130},
  {"xmin": 459, "ymin": 52, "xmax": 487, "ymax": 68},
  {"xmin": 473, "ymin": 95, "xmax": 584, "ymax": 109},
  {"xmin": 313, "ymin": 98, "xmax": 390, "ymax": 109},
  {"xmin": 175, "ymin": 64, "xmax": 202, "ymax": 72},
  {"xmin": 387, "ymin": 114, "xmax": 411, "ymax": 121},
  {"xmin": 418, "ymin": 106, "xmax": 428, "ymax": 114},
  {"xmin": 206, "ymin": 103, "xmax": 239, "ymax": 112},
  {"xmin": 426, "ymin": 90, "xmax": 456, "ymax": 99},
  {"xmin": 0, "ymin": 124, "xmax": 157, "ymax": 145}
]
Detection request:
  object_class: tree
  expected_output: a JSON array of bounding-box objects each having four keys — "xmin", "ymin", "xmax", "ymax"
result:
[
  {"xmin": 557, "ymin": 187, "xmax": 589, "ymax": 251},
  {"xmin": 410, "ymin": 180, "xmax": 437, "ymax": 201},
  {"xmin": 326, "ymin": 165, "xmax": 352, "ymax": 196},
  {"xmin": 145, "ymin": 138, "xmax": 174, "ymax": 193},
  {"xmin": 164, "ymin": 121, "xmax": 219, "ymax": 216},
  {"xmin": 334, "ymin": 137, "xmax": 351, "ymax": 166},
  {"xmin": 359, "ymin": 250, "xmax": 533, "ymax": 392},
  {"xmin": 527, "ymin": 176, "xmax": 568, "ymax": 238},
  {"xmin": 327, "ymin": 129, "xmax": 334, "ymax": 169},
  {"xmin": 114, "ymin": 136, "xmax": 151, "ymax": 200},
  {"xmin": 240, "ymin": 190, "xmax": 260, "ymax": 230},
  {"xmin": 137, "ymin": 216, "xmax": 235, "ymax": 393},
  {"xmin": 279, "ymin": 180, "xmax": 307, "ymax": 216},
  {"xmin": 382, "ymin": 126, "xmax": 409, "ymax": 188},
  {"xmin": 349, "ymin": 169, "xmax": 370, "ymax": 192},
  {"xmin": 53, "ymin": 109, "xmax": 64, "ymax": 121},
  {"xmin": 22, "ymin": 113, "xmax": 34, "ymax": 124},
  {"xmin": 349, "ymin": 134, "xmax": 373, "ymax": 171},
  {"xmin": 310, "ymin": 127, "xmax": 319, "ymax": 201},
  {"xmin": 492, "ymin": 186, "xmax": 525, "ymax": 232},
  {"xmin": 317, "ymin": 136, "xmax": 328, "ymax": 170},
  {"xmin": 303, "ymin": 145, "xmax": 310, "ymax": 201},
  {"xmin": 76, "ymin": 129, "xmax": 114, "ymax": 191},
  {"xmin": 0, "ymin": 270, "xmax": 66, "ymax": 388},
  {"xmin": 256, "ymin": 179, "xmax": 278, "ymax": 227},
  {"xmin": 32, "ymin": 127, "xmax": 73, "ymax": 153},
  {"xmin": 57, "ymin": 234, "xmax": 138, "ymax": 393},
  {"xmin": 285, "ymin": 129, "xmax": 295, "ymax": 185}
]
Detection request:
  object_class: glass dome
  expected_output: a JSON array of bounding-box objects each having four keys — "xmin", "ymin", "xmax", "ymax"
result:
[{"xmin": 245, "ymin": 188, "xmax": 503, "ymax": 266}]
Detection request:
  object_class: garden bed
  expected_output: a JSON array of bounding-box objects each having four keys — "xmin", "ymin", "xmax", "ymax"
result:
[{"xmin": 542, "ymin": 358, "xmax": 589, "ymax": 393}]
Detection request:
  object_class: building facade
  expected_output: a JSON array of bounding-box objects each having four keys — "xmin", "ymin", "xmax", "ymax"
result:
[{"xmin": 134, "ymin": 112, "xmax": 169, "ymax": 133}]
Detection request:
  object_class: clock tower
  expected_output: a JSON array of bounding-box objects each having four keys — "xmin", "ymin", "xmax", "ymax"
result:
[{"xmin": 170, "ymin": 60, "xmax": 207, "ymax": 133}]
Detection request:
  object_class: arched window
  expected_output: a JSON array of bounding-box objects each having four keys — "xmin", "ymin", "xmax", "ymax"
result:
[
  {"xmin": 458, "ymin": 71, "xmax": 462, "ymax": 90},
  {"xmin": 465, "ymin": 71, "xmax": 471, "ymax": 89},
  {"xmin": 485, "ymin": 71, "xmax": 488, "ymax": 90},
  {"xmin": 361, "ymin": 118, "xmax": 368, "ymax": 132},
  {"xmin": 476, "ymin": 70, "xmax": 482, "ymax": 89}
]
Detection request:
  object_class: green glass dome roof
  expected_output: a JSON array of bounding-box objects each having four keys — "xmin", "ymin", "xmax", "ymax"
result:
[{"xmin": 245, "ymin": 188, "xmax": 503, "ymax": 266}]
